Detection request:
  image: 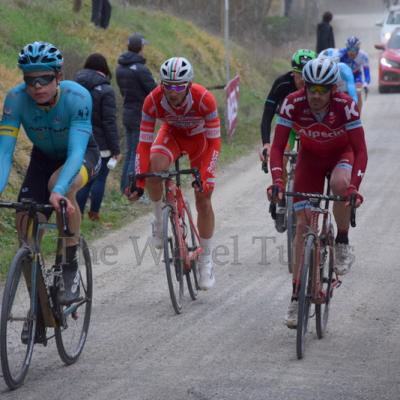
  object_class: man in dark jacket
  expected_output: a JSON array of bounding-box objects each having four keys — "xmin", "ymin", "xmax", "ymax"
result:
[
  {"xmin": 316, "ymin": 11, "xmax": 335, "ymax": 53},
  {"xmin": 116, "ymin": 32, "xmax": 157, "ymax": 193}
]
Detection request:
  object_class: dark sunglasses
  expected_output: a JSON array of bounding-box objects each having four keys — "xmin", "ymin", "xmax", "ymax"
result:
[
  {"xmin": 24, "ymin": 74, "xmax": 56, "ymax": 87},
  {"xmin": 307, "ymin": 84, "xmax": 332, "ymax": 95},
  {"xmin": 162, "ymin": 82, "xmax": 188, "ymax": 93}
]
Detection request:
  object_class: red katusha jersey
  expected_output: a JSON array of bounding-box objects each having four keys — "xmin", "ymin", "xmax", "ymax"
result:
[
  {"xmin": 270, "ymin": 88, "xmax": 367, "ymax": 189},
  {"xmin": 135, "ymin": 83, "xmax": 221, "ymax": 188}
]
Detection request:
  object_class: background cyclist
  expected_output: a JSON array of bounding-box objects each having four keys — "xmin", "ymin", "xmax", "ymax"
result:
[
  {"xmin": 339, "ymin": 36, "xmax": 370, "ymax": 113},
  {"xmin": 260, "ymin": 49, "xmax": 317, "ymax": 160},
  {"xmin": 319, "ymin": 48, "xmax": 358, "ymax": 104}
]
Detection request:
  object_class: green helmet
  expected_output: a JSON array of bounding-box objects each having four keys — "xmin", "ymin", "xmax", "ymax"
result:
[{"xmin": 291, "ymin": 49, "xmax": 317, "ymax": 73}]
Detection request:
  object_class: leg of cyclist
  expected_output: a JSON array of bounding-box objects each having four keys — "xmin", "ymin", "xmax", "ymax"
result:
[
  {"xmin": 355, "ymin": 81, "xmax": 363, "ymax": 115},
  {"xmin": 146, "ymin": 152, "xmax": 171, "ymax": 249},
  {"xmin": 194, "ymin": 189, "xmax": 216, "ymax": 289},
  {"xmin": 48, "ymin": 167, "xmax": 88, "ymax": 305},
  {"xmin": 330, "ymin": 152, "xmax": 354, "ymax": 275}
]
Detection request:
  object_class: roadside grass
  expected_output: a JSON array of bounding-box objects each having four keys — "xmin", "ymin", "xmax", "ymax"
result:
[{"xmin": 0, "ymin": 0, "xmax": 288, "ymax": 277}]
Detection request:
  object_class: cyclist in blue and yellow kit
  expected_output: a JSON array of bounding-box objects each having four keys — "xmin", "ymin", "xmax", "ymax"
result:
[{"xmin": 0, "ymin": 42, "xmax": 100, "ymax": 313}]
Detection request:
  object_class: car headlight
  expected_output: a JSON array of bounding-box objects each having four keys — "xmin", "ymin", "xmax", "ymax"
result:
[
  {"xmin": 381, "ymin": 57, "xmax": 400, "ymax": 68},
  {"xmin": 384, "ymin": 32, "xmax": 392, "ymax": 41}
]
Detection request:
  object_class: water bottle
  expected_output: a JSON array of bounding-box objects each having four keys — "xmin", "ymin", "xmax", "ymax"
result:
[{"xmin": 107, "ymin": 157, "xmax": 118, "ymax": 170}]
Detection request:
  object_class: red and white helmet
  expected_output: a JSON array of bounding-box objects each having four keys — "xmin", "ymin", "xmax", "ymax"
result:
[{"xmin": 160, "ymin": 57, "xmax": 193, "ymax": 83}]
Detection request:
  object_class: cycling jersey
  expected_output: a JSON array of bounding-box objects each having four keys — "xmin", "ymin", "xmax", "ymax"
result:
[
  {"xmin": 135, "ymin": 83, "xmax": 221, "ymax": 190},
  {"xmin": 261, "ymin": 71, "xmax": 297, "ymax": 145},
  {"xmin": 339, "ymin": 48, "xmax": 370, "ymax": 86},
  {"xmin": 337, "ymin": 62, "xmax": 358, "ymax": 104},
  {"xmin": 0, "ymin": 81, "xmax": 97, "ymax": 196},
  {"xmin": 270, "ymin": 88, "xmax": 368, "ymax": 195}
]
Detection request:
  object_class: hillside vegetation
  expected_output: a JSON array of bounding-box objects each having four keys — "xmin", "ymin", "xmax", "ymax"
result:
[{"xmin": 0, "ymin": 0, "xmax": 291, "ymax": 274}]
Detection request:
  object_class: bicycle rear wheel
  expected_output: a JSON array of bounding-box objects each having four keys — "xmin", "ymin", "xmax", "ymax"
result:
[
  {"xmin": 163, "ymin": 206, "xmax": 184, "ymax": 314},
  {"xmin": 296, "ymin": 235, "xmax": 315, "ymax": 360},
  {"xmin": 184, "ymin": 203, "xmax": 199, "ymax": 301},
  {"xmin": 55, "ymin": 237, "xmax": 92, "ymax": 365},
  {"xmin": 0, "ymin": 248, "xmax": 36, "ymax": 389},
  {"xmin": 316, "ymin": 224, "xmax": 335, "ymax": 339},
  {"xmin": 286, "ymin": 177, "xmax": 296, "ymax": 273}
]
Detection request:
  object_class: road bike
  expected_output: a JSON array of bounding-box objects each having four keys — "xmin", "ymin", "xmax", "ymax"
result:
[
  {"xmin": 0, "ymin": 199, "xmax": 92, "ymax": 389},
  {"xmin": 136, "ymin": 157, "xmax": 203, "ymax": 314},
  {"xmin": 283, "ymin": 189, "xmax": 356, "ymax": 359}
]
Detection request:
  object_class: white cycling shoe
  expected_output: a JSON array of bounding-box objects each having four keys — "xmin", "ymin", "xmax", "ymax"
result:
[
  {"xmin": 198, "ymin": 260, "xmax": 215, "ymax": 290},
  {"xmin": 285, "ymin": 299, "xmax": 298, "ymax": 329}
]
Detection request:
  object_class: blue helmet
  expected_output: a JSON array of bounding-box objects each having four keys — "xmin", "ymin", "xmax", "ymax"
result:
[
  {"xmin": 345, "ymin": 36, "xmax": 361, "ymax": 51},
  {"xmin": 319, "ymin": 48, "xmax": 340, "ymax": 63},
  {"xmin": 18, "ymin": 41, "xmax": 63, "ymax": 72}
]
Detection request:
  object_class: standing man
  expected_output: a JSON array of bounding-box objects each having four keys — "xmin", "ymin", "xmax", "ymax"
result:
[
  {"xmin": 116, "ymin": 32, "xmax": 156, "ymax": 193},
  {"xmin": 91, "ymin": 0, "xmax": 112, "ymax": 29},
  {"xmin": 316, "ymin": 11, "xmax": 335, "ymax": 53}
]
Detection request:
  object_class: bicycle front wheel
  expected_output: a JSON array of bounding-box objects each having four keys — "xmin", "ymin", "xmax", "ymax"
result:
[
  {"xmin": 55, "ymin": 237, "xmax": 93, "ymax": 365},
  {"xmin": 296, "ymin": 235, "xmax": 315, "ymax": 360},
  {"xmin": 0, "ymin": 248, "xmax": 36, "ymax": 389},
  {"xmin": 163, "ymin": 206, "xmax": 184, "ymax": 314},
  {"xmin": 316, "ymin": 223, "xmax": 335, "ymax": 339},
  {"xmin": 184, "ymin": 202, "xmax": 199, "ymax": 301}
]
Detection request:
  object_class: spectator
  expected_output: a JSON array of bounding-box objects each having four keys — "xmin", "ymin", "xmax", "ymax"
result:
[
  {"xmin": 316, "ymin": 11, "xmax": 335, "ymax": 53},
  {"xmin": 75, "ymin": 53, "xmax": 120, "ymax": 221},
  {"xmin": 116, "ymin": 32, "xmax": 157, "ymax": 194},
  {"xmin": 91, "ymin": 0, "xmax": 112, "ymax": 29}
]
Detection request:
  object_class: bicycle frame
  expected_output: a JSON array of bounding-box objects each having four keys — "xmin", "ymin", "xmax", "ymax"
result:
[{"xmin": 164, "ymin": 177, "xmax": 202, "ymax": 270}]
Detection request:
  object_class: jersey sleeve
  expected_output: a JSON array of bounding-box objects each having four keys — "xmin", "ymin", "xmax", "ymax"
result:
[
  {"xmin": 134, "ymin": 93, "xmax": 157, "ymax": 187},
  {"xmin": 342, "ymin": 99, "xmax": 367, "ymax": 189},
  {"xmin": 270, "ymin": 96, "xmax": 294, "ymax": 183},
  {"xmin": 52, "ymin": 89, "xmax": 93, "ymax": 195},
  {"xmin": 200, "ymin": 91, "xmax": 221, "ymax": 189},
  {"xmin": 260, "ymin": 75, "xmax": 293, "ymax": 145},
  {"xmin": 341, "ymin": 64, "xmax": 358, "ymax": 104},
  {"xmin": 0, "ymin": 89, "xmax": 22, "ymax": 194}
]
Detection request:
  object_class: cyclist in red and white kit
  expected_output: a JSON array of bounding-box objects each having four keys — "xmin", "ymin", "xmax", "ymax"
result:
[
  {"xmin": 127, "ymin": 57, "xmax": 221, "ymax": 290},
  {"xmin": 269, "ymin": 58, "xmax": 368, "ymax": 328}
]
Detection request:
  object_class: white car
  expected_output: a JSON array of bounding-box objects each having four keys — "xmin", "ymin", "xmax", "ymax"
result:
[{"xmin": 377, "ymin": 5, "xmax": 400, "ymax": 43}]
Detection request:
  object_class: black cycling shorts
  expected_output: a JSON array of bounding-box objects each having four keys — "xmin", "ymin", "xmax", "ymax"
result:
[{"xmin": 18, "ymin": 146, "xmax": 101, "ymax": 217}]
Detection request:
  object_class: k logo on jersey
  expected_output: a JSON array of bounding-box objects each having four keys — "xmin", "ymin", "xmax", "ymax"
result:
[
  {"xmin": 344, "ymin": 102, "xmax": 359, "ymax": 120},
  {"xmin": 280, "ymin": 97, "xmax": 294, "ymax": 119}
]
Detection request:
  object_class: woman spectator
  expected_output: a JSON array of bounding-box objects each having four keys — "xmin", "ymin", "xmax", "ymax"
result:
[{"xmin": 75, "ymin": 53, "xmax": 120, "ymax": 221}]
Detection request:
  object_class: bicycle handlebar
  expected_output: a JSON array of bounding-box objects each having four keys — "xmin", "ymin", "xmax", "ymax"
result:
[
  {"xmin": 268, "ymin": 190, "xmax": 356, "ymax": 228},
  {"xmin": 0, "ymin": 198, "xmax": 74, "ymax": 235},
  {"xmin": 285, "ymin": 191, "xmax": 357, "ymax": 228},
  {"xmin": 134, "ymin": 168, "xmax": 203, "ymax": 192}
]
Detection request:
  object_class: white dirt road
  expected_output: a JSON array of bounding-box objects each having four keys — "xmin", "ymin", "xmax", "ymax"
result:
[{"xmin": 1, "ymin": 10, "xmax": 400, "ymax": 400}]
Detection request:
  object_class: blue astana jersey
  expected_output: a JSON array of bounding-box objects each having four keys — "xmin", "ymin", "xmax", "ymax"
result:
[{"xmin": 0, "ymin": 80, "xmax": 95, "ymax": 195}]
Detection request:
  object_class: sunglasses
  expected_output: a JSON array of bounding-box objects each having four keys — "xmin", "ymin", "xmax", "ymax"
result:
[
  {"xmin": 24, "ymin": 74, "xmax": 56, "ymax": 87},
  {"xmin": 307, "ymin": 84, "xmax": 332, "ymax": 95},
  {"xmin": 162, "ymin": 82, "xmax": 188, "ymax": 93},
  {"xmin": 347, "ymin": 48, "xmax": 359, "ymax": 53}
]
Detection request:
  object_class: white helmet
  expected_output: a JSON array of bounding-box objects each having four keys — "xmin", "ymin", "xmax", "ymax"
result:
[
  {"xmin": 160, "ymin": 57, "xmax": 193, "ymax": 83},
  {"xmin": 302, "ymin": 57, "xmax": 339, "ymax": 86},
  {"xmin": 319, "ymin": 48, "xmax": 340, "ymax": 64}
]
